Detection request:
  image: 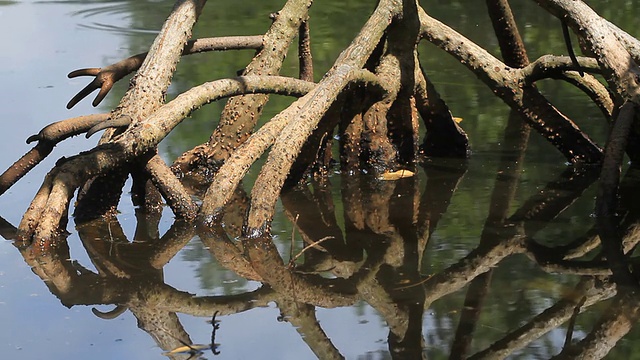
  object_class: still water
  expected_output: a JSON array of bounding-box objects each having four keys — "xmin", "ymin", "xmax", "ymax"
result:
[{"xmin": 1, "ymin": 0, "xmax": 639, "ymax": 359}]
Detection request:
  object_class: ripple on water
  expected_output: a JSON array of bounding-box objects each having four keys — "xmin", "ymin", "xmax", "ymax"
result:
[{"xmin": 35, "ymin": 1, "xmax": 163, "ymax": 36}]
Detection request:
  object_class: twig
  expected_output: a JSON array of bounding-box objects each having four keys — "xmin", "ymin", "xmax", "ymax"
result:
[
  {"xmin": 560, "ymin": 295, "xmax": 587, "ymax": 353},
  {"xmin": 67, "ymin": 36, "xmax": 263, "ymax": 109},
  {"xmin": 289, "ymin": 214, "xmax": 299, "ymax": 264},
  {"xmin": 288, "ymin": 236, "xmax": 335, "ymax": 268}
]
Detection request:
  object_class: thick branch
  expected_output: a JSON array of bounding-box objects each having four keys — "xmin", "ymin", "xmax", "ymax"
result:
[
  {"xmin": 67, "ymin": 35, "xmax": 262, "ymax": 109},
  {"xmin": 298, "ymin": 19, "xmax": 314, "ymax": 82},
  {"xmin": 535, "ymin": 0, "xmax": 640, "ymax": 102},
  {"xmin": 0, "ymin": 114, "xmax": 108, "ymax": 196},
  {"xmin": 198, "ymin": 71, "xmax": 384, "ymax": 219},
  {"xmin": 419, "ymin": 7, "xmax": 602, "ymax": 163},
  {"xmin": 197, "ymin": 0, "xmax": 314, "ymax": 166},
  {"xmin": 486, "ymin": 0, "xmax": 529, "ymax": 67},
  {"xmin": 242, "ymin": 0, "xmax": 401, "ymax": 235},
  {"xmin": 145, "ymin": 155, "xmax": 198, "ymax": 220},
  {"xmin": 17, "ymin": 75, "xmax": 315, "ymax": 242}
]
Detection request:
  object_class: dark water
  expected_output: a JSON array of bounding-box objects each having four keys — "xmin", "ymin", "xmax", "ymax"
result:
[{"xmin": 1, "ymin": 1, "xmax": 640, "ymax": 359}]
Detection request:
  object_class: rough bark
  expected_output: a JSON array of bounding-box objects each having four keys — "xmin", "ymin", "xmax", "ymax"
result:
[
  {"xmin": 419, "ymin": 7, "xmax": 603, "ymax": 164},
  {"xmin": 243, "ymin": 0, "xmax": 404, "ymax": 236},
  {"xmin": 172, "ymin": 0, "xmax": 314, "ymax": 176}
]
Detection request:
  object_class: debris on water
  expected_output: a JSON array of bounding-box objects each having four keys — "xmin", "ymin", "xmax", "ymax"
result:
[{"xmin": 378, "ymin": 169, "xmax": 415, "ymax": 180}]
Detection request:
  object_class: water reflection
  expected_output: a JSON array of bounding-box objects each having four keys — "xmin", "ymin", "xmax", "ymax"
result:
[
  {"xmin": 4, "ymin": 0, "xmax": 640, "ymax": 358},
  {"xmin": 5, "ymin": 150, "xmax": 640, "ymax": 358}
]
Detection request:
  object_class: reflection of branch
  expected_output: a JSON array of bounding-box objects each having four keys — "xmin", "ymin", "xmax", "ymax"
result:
[
  {"xmin": 243, "ymin": 236, "xmax": 358, "ymax": 307},
  {"xmin": 560, "ymin": 295, "xmax": 586, "ymax": 355},
  {"xmin": 131, "ymin": 307, "xmax": 192, "ymax": 357},
  {"xmin": 424, "ymin": 167, "xmax": 598, "ymax": 306},
  {"xmin": 470, "ymin": 277, "xmax": 615, "ymax": 359},
  {"xmin": 553, "ymin": 289, "xmax": 640, "ymax": 359},
  {"xmin": 92, "ymin": 305, "xmax": 127, "ymax": 320},
  {"xmin": 197, "ymin": 223, "xmax": 263, "ymax": 281},
  {"xmin": 513, "ymin": 168, "xmax": 598, "ymax": 234},
  {"xmin": 424, "ymin": 231, "xmax": 526, "ymax": 305},
  {"xmin": 148, "ymin": 220, "xmax": 197, "ymax": 269},
  {"xmin": 451, "ymin": 107, "xmax": 529, "ymax": 358},
  {"xmin": 528, "ymin": 218, "xmax": 640, "ymax": 276},
  {"xmin": 277, "ymin": 300, "xmax": 343, "ymax": 360},
  {"xmin": 289, "ymin": 236, "xmax": 334, "ymax": 266}
]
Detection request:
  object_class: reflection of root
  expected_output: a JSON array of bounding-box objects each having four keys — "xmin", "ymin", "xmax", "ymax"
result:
[{"xmin": 91, "ymin": 305, "xmax": 128, "ymax": 319}]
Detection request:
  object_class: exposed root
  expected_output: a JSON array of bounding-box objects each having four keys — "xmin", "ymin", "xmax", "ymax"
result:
[
  {"xmin": 146, "ymin": 155, "xmax": 198, "ymax": 220},
  {"xmin": 198, "ymin": 71, "xmax": 385, "ymax": 219},
  {"xmin": 86, "ymin": 115, "xmax": 132, "ymax": 138},
  {"xmin": 173, "ymin": 0, "xmax": 314, "ymax": 174},
  {"xmin": 243, "ymin": 0, "xmax": 401, "ymax": 235},
  {"xmin": 66, "ymin": 35, "xmax": 263, "ymax": 109}
]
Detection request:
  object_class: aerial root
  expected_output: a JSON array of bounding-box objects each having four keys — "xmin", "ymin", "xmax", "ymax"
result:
[
  {"xmin": 244, "ymin": 0, "xmax": 405, "ymax": 234},
  {"xmin": 0, "ymin": 114, "xmax": 109, "ymax": 196},
  {"xmin": 198, "ymin": 70, "xmax": 387, "ymax": 219},
  {"xmin": 86, "ymin": 115, "xmax": 133, "ymax": 138},
  {"xmin": 146, "ymin": 155, "xmax": 198, "ymax": 220},
  {"xmin": 66, "ymin": 35, "xmax": 264, "ymax": 109},
  {"xmin": 16, "ymin": 172, "xmax": 54, "ymax": 241}
]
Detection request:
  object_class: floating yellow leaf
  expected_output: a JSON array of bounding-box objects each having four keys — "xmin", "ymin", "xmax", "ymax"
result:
[
  {"xmin": 378, "ymin": 169, "xmax": 415, "ymax": 181},
  {"xmin": 163, "ymin": 344, "xmax": 211, "ymax": 355}
]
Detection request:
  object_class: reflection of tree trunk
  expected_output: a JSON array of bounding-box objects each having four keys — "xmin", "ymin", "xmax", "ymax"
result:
[
  {"xmin": 386, "ymin": 176, "xmax": 427, "ymax": 358},
  {"xmin": 337, "ymin": 172, "xmax": 428, "ymax": 354},
  {"xmin": 282, "ymin": 187, "xmax": 363, "ymax": 278},
  {"xmin": 452, "ymin": 109, "xmax": 528, "ymax": 359},
  {"xmin": 417, "ymin": 159, "xmax": 467, "ymax": 255},
  {"xmin": 281, "ymin": 179, "xmax": 353, "ymax": 262},
  {"xmin": 450, "ymin": 271, "xmax": 492, "ymax": 360}
]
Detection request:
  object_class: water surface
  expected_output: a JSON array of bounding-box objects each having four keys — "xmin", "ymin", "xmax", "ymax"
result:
[{"xmin": 1, "ymin": 1, "xmax": 639, "ymax": 359}]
